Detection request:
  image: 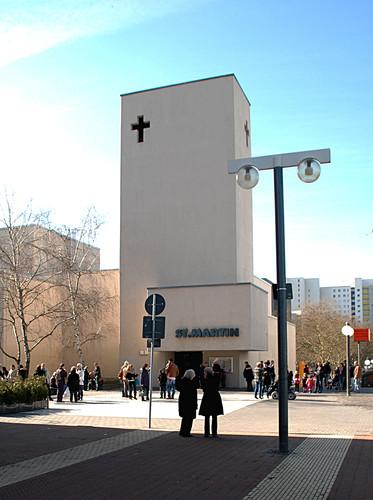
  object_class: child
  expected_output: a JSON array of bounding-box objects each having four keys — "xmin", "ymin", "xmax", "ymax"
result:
[
  {"xmin": 306, "ymin": 375, "xmax": 315, "ymax": 393},
  {"xmin": 158, "ymin": 368, "xmax": 167, "ymax": 398},
  {"xmin": 294, "ymin": 371, "xmax": 300, "ymax": 392}
]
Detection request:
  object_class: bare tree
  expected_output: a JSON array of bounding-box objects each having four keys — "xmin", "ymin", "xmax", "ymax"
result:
[
  {"xmin": 0, "ymin": 197, "xmax": 74, "ymax": 373},
  {"xmin": 0, "ymin": 197, "xmax": 116, "ymax": 373},
  {"xmin": 296, "ymin": 300, "xmax": 373, "ymax": 370},
  {"xmin": 296, "ymin": 301, "xmax": 353, "ymax": 369},
  {"xmin": 49, "ymin": 208, "xmax": 116, "ymax": 366}
]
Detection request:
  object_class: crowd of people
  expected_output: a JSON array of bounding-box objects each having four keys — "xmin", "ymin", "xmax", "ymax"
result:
[
  {"xmin": 0, "ymin": 362, "xmax": 103, "ymax": 403},
  {"xmin": 297, "ymin": 360, "xmax": 363, "ymax": 394},
  {"xmin": 241, "ymin": 359, "xmax": 364, "ymax": 397},
  {"xmin": 1, "ymin": 355, "xmax": 365, "ymax": 419},
  {"xmin": 118, "ymin": 358, "xmax": 226, "ymax": 402},
  {"xmin": 117, "ymin": 358, "xmax": 180, "ymax": 401},
  {"xmin": 0, "ymin": 363, "xmax": 27, "ymax": 381},
  {"xmin": 117, "ymin": 358, "xmax": 224, "ymax": 437},
  {"xmin": 242, "ymin": 360, "xmax": 276, "ymax": 399}
]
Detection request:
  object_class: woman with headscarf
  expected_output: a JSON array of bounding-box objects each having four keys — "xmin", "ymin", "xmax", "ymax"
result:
[{"xmin": 177, "ymin": 369, "xmax": 199, "ymax": 437}]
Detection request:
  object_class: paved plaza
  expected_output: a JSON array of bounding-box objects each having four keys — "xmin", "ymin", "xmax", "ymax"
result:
[{"xmin": 0, "ymin": 388, "xmax": 372, "ymax": 499}]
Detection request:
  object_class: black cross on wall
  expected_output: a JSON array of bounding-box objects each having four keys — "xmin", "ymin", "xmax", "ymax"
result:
[
  {"xmin": 244, "ymin": 120, "xmax": 250, "ymax": 147},
  {"xmin": 131, "ymin": 115, "xmax": 150, "ymax": 143}
]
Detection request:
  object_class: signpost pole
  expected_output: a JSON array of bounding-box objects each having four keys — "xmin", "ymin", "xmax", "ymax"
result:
[
  {"xmin": 148, "ymin": 294, "xmax": 156, "ymax": 429},
  {"xmin": 144, "ymin": 293, "xmax": 165, "ymax": 429},
  {"xmin": 346, "ymin": 334, "xmax": 351, "ymax": 396},
  {"xmin": 342, "ymin": 323, "xmax": 354, "ymax": 396}
]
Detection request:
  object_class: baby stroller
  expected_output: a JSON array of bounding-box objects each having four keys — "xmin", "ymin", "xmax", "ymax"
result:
[
  {"xmin": 87, "ymin": 373, "xmax": 96, "ymax": 390},
  {"xmin": 267, "ymin": 381, "xmax": 296, "ymax": 400}
]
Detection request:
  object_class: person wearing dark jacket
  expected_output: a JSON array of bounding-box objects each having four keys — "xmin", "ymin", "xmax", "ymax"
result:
[
  {"xmin": 126, "ymin": 364, "xmax": 138, "ymax": 399},
  {"xmin": 158, "ymin": 369, "xmax": 167, "ymax": 398},
  {"xmin": 56, "ymin": 363, "xmax": 67, "ymax": 402},
  {"xmin": 18, "ymin": 365, "xmax": 27, "ymax": 380},
  {"xmin": 67, "ymin": 366, "xmax": 80, "ymax": 403},
  {"xmin": 140, "ymin": 363, "xmax": 150, "ymax": 401},
  {"xmin": 199, "ymin": 366, "xmax": 224, "ymax": 438},
  {"xmin": 93, "ymin": 363, "xmax": 101, "ymax": 391},
  {"xmin": 177, "ymin": 369, "xmax": 199, "ymax": 437},
  {"xmin": 243, "ymin": 361, "xmax": 254, "ymax": 391},
  {"xmin": 83, "ymin": 366, "xmax": 89, "ymax": 391},
  {"xmin": 33, "ymin": 365, "xmax": 44, "ymax": 378},
  {"xmin": 263, "ymin": 362, "xmax": 271, "ymax": 396}
]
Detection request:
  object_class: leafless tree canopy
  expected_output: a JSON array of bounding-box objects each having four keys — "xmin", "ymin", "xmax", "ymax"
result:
[
  {"xmin": 296, "ymin": 301, "xmax": 373, "ymax": 370},
  {"xmin": 47, "ymin": 208, "xmax": 116, "ymax": 366},
  {"xmin": 0, "ymin": 197, "xmax": 116, "ymax": 372}
]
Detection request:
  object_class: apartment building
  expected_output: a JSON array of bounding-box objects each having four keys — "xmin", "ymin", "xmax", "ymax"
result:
[{"xmin": 289, "ymin": 276, "xmax": 373, "ymax": 324}]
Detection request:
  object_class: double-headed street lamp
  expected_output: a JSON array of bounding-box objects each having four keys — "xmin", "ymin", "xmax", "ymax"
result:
[{"xmin": 229, "ymin": 148, "xmax": 331, "ymax": 453}]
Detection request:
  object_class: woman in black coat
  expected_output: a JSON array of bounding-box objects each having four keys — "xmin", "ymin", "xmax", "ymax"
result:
[
  {"xmin": 199, "ymin": 366, "xmax": 224, "ymax": 438},
  {"xmin": 177, "ymin": 369, "xmax": 199, "ymax": 437},
  {"xmin": 67, "ymin": 366, "xmax": 80, "ymax": 403}
]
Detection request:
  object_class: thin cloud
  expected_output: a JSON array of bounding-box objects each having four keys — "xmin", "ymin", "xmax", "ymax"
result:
[{"xmin": 0, "ymin": 0, "xmax": 200, "ymax": 67}]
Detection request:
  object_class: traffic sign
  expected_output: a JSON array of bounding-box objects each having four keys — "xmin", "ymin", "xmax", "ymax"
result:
[
  {"xmin": 147, "ymin": 339, "xmax": 161, "ymax": 348},
  {"xmin": 354, "ymin": 328, "xmax": 371, "ymax": 342},
  {"xmin": 142, "ymin": 316, "xmax": 165, "ymax": 339},
  {"xmin": 145, "ymin": 294, "xmax": 166, "ymax": 316}
]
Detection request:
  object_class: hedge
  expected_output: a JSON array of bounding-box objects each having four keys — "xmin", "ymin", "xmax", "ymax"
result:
[{"xmin": 0, "ymin": 376, "xmax": 48, "ymax": 405}]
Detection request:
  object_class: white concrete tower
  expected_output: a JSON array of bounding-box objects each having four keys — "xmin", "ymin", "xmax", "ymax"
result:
[{"xmin": 119, "ymin": 75, "xmax": 270, "ymax": 379}]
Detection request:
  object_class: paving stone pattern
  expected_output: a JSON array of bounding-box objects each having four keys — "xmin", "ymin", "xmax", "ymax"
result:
[{"xmin": 0, "ymin": 389, "xmax": 372, "ymax": 499}]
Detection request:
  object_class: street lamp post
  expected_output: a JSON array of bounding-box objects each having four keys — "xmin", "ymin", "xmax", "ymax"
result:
[
  {"xmin": 229, "ymin": 148, "xmax": 331, "ymax": 453},
  {"xmin": 341, "ymin": 322, "xmax": 354, "ymax": 396}
]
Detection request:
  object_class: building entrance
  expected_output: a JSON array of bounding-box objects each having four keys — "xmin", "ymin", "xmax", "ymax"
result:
[{"xmin": 175, "ymin": 351, "xmax": 203, "ymax": 379}]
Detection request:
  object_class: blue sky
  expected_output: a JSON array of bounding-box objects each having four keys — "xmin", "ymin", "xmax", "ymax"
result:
[{"xmin": 0, "ymin": 0, "xmax": 372, "ymax": 286}]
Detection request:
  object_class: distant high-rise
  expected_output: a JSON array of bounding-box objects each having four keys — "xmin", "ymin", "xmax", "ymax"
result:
[
  {"xmin": 288, "ymin": 276, "xmax": 373, "ymax": 324},
  {"xmin": 287, "ymin": 277, "xmax": 320, "ymax": 312}
]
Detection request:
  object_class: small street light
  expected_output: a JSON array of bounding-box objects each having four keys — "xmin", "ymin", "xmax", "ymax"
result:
[
  {"xmin": 229, "ymin": 148, "xmax": 331, "ymax": 453},
  {"xmin": 341, "ymin": 322, "xmax": 354, "ymax": 396}
]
